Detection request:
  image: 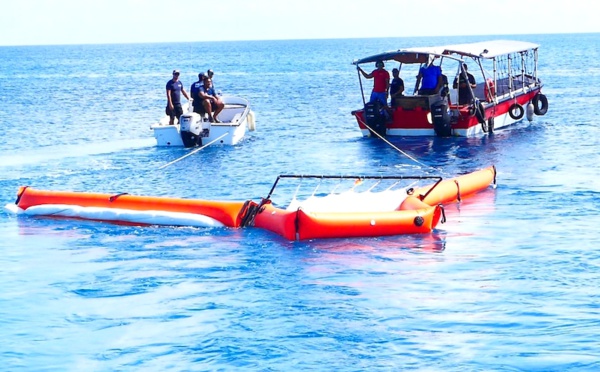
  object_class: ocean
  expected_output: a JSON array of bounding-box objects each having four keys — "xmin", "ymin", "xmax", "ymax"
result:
[{"xmin": 1, "ymin": 33, "xmax": 599, "ymax": 371}]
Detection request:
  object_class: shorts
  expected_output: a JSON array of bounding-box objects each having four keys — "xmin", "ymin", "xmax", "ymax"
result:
[
  {"xmin": 369, "ymin": 91, "xmax": 387, "ymax": 105},
  {"xmin": 192, "ymin": 104, "xmax": 205, "ymax": 115},
  {"xmin": 166, "ymin": 104, "xmax": 183, "ymax": 118},
  {"xmin": 418, "ymin": 88, "xmax": 437, "ymax": 96}
]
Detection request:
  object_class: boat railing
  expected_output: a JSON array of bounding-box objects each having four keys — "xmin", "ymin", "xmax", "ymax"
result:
[{"xmin": 263, "ymin": 174, "xmax": 443, "ymax": 201}]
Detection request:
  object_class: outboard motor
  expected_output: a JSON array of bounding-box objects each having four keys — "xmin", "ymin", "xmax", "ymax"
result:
[
  {"xmin": 431, "ymin": 100, "xmax": 452, "ymax": 137},
  {"xmin": 179, "ymin": 113, "xmax": 202, "ymax": 147},
  {"xmin": 364, "ymin": 101, "xmax": 387, "ymax": 137}
]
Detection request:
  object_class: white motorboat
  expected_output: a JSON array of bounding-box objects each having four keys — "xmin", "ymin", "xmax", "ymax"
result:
[{"xmin": 151, "ymin": 96, "xmax": 256, "ymax": 147}]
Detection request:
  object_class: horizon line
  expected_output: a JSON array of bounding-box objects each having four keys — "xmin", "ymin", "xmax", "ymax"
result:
[{"xmin": 1, "ymin": 31, "xmax": 597, "ymax": 48}]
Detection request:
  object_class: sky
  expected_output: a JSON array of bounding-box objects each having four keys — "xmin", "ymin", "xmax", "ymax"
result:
[{"xmin": 0, "ymin": 0, "xmax": 597, "ymax": 46}]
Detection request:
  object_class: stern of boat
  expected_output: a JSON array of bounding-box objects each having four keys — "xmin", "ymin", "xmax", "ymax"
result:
[{"xmin": 151, "ymin": 122, "xmax": 185, "ymax": 147}]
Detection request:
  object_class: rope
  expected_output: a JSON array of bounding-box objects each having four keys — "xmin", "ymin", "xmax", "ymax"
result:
[
  {"xmin": 366, "ymin": 179, "xmax": 381, "ymax": 192},
  {"xmin": 310, "ymin": 180, "xmax": 322, "ymax": 197},
  {"xmin": 157, "ymin": 132, "xmax": 229, "ymax": 170},
  {"xmin": 109, "ymin": 193, "xmax": 129, "ymax": 202},
  {"xmin": 361, "ymin": 120, "xmax": 442, "ymax": 173},
  {"xmin": 14, "ymin": 186, "xmax": 29, "ymax": 205},
  {"xmin": 291, "ymin": 177, "xmax": 303, "ymax": 200},
  {"xmin": 454, "ymin": 180, "xmax": 462, "ymax": 202}
]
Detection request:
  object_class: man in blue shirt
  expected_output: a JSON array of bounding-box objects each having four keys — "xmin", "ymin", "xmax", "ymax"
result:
[
  {"xmin": 166, "ymin": 69, "xmax": 190, "ymax": 125},
  {"xmin": 190, "ymin": 72, "xmax": 206, "ymax": 115},
  {"xmin": 416, "ymin": 59, "xmax": 443, "ymax": 96},
  {"xmin": 197, "ymin": 77, "xmax": 224, "ymax": 123}
]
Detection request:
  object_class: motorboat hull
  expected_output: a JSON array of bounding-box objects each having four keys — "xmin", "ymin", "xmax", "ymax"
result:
[
  {"xmin": 353, "ymin": 88, "xmax": 542, "ymax": 137},
  {"xmin": 151, "ymin": 96, "xmax": 256, "ymax": 147}
]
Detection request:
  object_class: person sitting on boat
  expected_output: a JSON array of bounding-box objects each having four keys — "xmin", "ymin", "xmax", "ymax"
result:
[
  {"xmin": 207, "ymin": 69, "xmax": 215, "ymax": 89},
  {"xmin": 190, "ymin": 72, "xmax": 207, "ymax": 115},
  {"xmin": 198, "ymin": 77, "xmax": 224, "ymax": 123},
  {"xmin": 166, "ymin": 69, "xmax": 191, "ymax": 125},
  {"xmin": 389, "ymin": 68, "xmax": 404, "ymax": 107},
  {"xmin": 453, "ymin": 63, "xmax": 477, "ymax": 105},
  {"xmin": 415, "ymin": 58, "xmax": 443, "ymax": 96},
  {"xmin": 357, "ymin": 60, "xmax": 390, "ymax": 106}
]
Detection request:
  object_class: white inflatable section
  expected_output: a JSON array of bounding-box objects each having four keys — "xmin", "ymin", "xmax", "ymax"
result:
[
  {"xmin": 286, "ymin": 189, "xmax": 408, "ymax": 213},
  {"xmin": 4, "ymin": 204, "xmax": 224, "ymax": 228}
]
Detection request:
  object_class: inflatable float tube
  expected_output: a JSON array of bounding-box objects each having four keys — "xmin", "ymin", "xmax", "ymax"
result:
[
  {"xmin": 412, "ymin": 166, "xmax": 496, "ymax": 205},
  {"xmin": 252, "ymin": 196, "xmax": 441, "ymax": 241},
  {"xmin": 252, "ymin": 166, "xmax": 495, "ymax": 241},
  {"xmin": 12, "ymin": 186, "xmax": 249, "ymax": 228},
  {"xmin": 8, "ymin": 166, "xmax": 496, "ymax": 240}
]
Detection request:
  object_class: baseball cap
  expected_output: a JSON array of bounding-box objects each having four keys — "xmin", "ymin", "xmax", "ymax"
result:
[
  {"xmin": 198, "ymin": 72, "xmax": 206, "ymax": 79},
  {"xmin": 172, "ymin": 69, "xmax": 180, "ymax": 75}
]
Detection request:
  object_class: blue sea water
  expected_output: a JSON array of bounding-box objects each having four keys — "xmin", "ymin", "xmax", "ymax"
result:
[{"xmin": 1, "ymin": 33, "xmax": 600, "ymax": 371}]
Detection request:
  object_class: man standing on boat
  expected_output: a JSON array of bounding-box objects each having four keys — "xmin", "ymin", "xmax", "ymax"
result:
[
  {"xmin": 358, "ymin": 60, "xmax": 390, "ymax": 106},
  {"xmin": 453, "ymin": 63, "xmax": 477, "ymax": 105},
  {"xmin": 415, "ymin": 58, "xmax": 443, "ymax": 95},
  {"xmin": 389, "ymin": 68, "xmax": 405, "ymax": 106},
  {"xmin": 166, "ymin": 69, "xmax": 190, "ymax": 125}
]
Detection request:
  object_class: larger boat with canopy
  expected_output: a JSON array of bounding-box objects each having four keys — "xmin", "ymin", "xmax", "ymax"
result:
[{"xmin": 351, "ymin": 40, "xmax": 548, "ymax": 137}]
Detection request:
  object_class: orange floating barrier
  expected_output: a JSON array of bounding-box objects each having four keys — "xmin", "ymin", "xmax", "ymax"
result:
[
  {"xmin": 252, "ymin": 195, "xmax": 441, "ymax": 241},
  {"xmin": 14, "ymin": 186, "xmax": 248, "ymax": 228},
  {"xmin": 7, "ymin": 166, "xmax": 496, "ymax": 240},
  {"xmin": 250, "ymin": 166, "xmax": 495, "ymax": 240},
  {"xmin": 412, "ymin": 166, "xmax": 496, "ymax": 205}
]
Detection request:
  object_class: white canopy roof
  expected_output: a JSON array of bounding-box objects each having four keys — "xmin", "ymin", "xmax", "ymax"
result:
[
  {"xmin": 352, "ymin": 40, "xmax": 540, "ymax": 65},
  {"xmin": 439, "ymin": 40, "xmax": 540, "ymax": 59}
]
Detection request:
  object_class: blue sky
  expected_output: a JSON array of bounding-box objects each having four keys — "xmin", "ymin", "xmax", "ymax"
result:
[{"xmin": 0, "ymin": 0, "xmax": 596, "ymax": 46}]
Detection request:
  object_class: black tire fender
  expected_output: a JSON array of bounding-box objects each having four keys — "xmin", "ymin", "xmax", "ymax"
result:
[
  {"xmin": 475, "ymin": 101, "xmax": 486, "ymax": 125},
  {"xmin": 533, "ymin": 93, "xmax": 548, "ymax": 116},
  {"xmin": 488, "ymin": 117, "xmax": 494, "ymax": 133},
  {"xmin": 508, "ymin": 104, "xmax": 525, "ymax": 120}
]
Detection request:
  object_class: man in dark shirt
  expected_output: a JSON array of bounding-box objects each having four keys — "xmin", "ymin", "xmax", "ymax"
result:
[
  {"xmin": 198, "ymin": 78, "xmax": 225, "ymax": 123},
  {"xmin": 453, "ymin": 64, "xmax": 477, "ymax": 105},
  {"xmin": 166, "ymin": 69, "xmax": 190, "ymax": 125},
  {"xmin": 190, "ymin": 72, "xmax": 206, "ymax": 115},
  {"xmin": 389, "ymin": 68, "xmax": 404, "ymax": 106}
]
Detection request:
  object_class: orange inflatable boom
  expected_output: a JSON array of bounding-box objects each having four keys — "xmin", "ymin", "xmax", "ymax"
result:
[
  {"xmin": 9, "ymin": 166, "xmax": 496, "ymax": 240},
  {"xmin": 14, "ymin": 186, "xmax": 250, "ymax": 228},
  {"xmin": 250, "ymin": 166, "xmax": 496, "ymax": 240}
]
